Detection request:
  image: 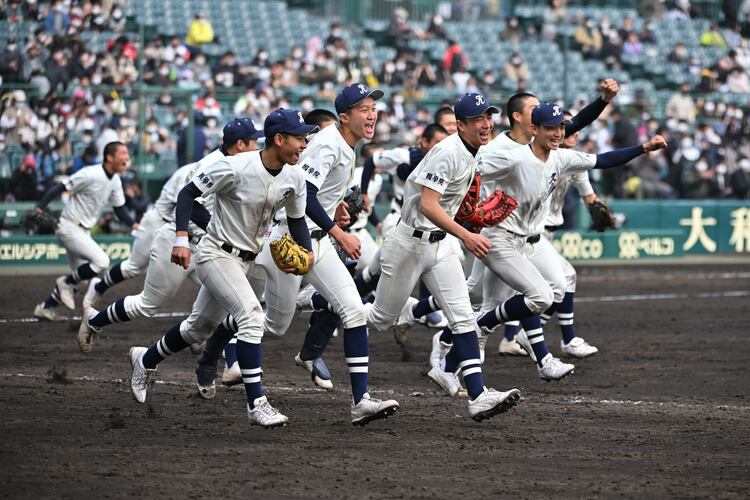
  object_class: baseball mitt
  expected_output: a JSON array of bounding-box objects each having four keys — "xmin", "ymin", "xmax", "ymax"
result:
[
  {"xmin": 462, "ymin": 189, "xmax": 518, "ymax": 229},
  {"xmin": 23, "ymin": 209, "xmax": 59, "ymax": 235},
  {"xmin": 269, "ymin": 234, "xmax": 311, "ymax": 275},
  {"xmin": 588, "ymin": 200, "xmax": 616, "ymax": 232},
  {"xmin": 455, "ymin": 172, "xmax": 481, "ymax": 221},
  {"xmin": 342, "ymin": 185, "xmax": 366, "ymax": 228}
]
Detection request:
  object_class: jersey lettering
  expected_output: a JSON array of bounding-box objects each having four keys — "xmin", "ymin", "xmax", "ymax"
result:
[{"xmin": 197, "ymin": 172, "xmax": 214, "ymax": 189}]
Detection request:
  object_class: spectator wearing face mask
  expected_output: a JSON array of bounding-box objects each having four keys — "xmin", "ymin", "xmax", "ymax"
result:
[
  {"xmin": 44, "ymin": 0, "xmax": 70, "ymax": 34},
  {"xmin": 185, "ymin": 11, "xmax": 214, "ymax": 55},
  {"xmin": 666, "ymin": 84, "xmax": 696, "ymax": 124},
  {"xmin": 576, "ymin": 17, "xmax": 603, "ymax": 59},
  {"xmin": 504, "ymin": 52, "xmax": 528, "ymax": 85}
]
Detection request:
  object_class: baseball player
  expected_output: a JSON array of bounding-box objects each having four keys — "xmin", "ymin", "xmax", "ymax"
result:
[
  {"xmin": 33, "ymin": 142, "xmax": 137, "ymax": 321},
  {"xmin": 472, "ymin": 103, "xmax": 667, "ymax": 380},
  {"xmin": 128, "ymin": 108, "xmax": 318, "ymax": 428},
  {"xmin": 366, "ymin": 93, "xmax": 522, "ymax": 422},
  {"xmin": 77, "ymin": 118, "xmax": 262, "ymax": 353},
  {"xmin": 434, "ymin": 106, "xmax": 457, "ymax": 135}
]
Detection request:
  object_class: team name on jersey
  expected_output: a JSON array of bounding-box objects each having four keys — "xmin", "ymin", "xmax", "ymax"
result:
[
  {"xmin": 197, "ymin": 172, "xmax": 214, "ymax": 189},
  {"xmin": 544, "ymin": 172, "xmax": 559, "ymax": 200},
  {"xmin": 301, "ymin": 163, "xmax": 321, "ymax": 179},
  {"xmin": 425, "ymin": 172, "xmax": 446, "ymax": 186},
  {"xmin": 275, "ymin": 188, "xmax": 293, "ymax": 212}
]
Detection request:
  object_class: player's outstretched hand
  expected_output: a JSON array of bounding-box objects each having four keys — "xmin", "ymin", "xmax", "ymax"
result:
[
  {"xmin": 171, "ymin": 246, "xmax": 191, "ymax": 269},
  {"xmin": 335, "ymin": 201, "xmax": 351, "ymax": 228},
  {"xmin": 334, "ymin": 230, "xmax": 362, "ymax": 260},
  {"xmin": 600, "ymin": 78, "xmax": 619, "ymax": 102},
  {"xmin": 644, "ymin": 135, "xmax": 668, "ymax": 152},
  {"xmin": 462, "ymin": 231, "xmax": 490, "ymax": 259}
]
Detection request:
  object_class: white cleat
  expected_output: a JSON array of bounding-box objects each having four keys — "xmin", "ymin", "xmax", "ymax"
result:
[
  {"xmin": 393, "ymin": 296, "xmax": 419, "ymax": 346},
  {"xmin": 77, "ymin": 307, "xmax": 101, "ymax": 354},
  {"xmin": 537, "ymin": 353, "xmax": 575, "ymax": 381},
  {"xmin": 295, "ymin": 284, "xmax": 316, "ymax": 311},
  {"xmin": 498, "ymin": 337, "xmax": 528, "ymax": 356},
  {"xmin": 477, "ymin": 327, "xmax": 492, "ymax": 364},
  {"xmin": 294, "ymin": 353, "xmax": 333, "ymax": 390},
  {"xmin": 34, "ymin": 303, "xmax": 67, "ymax": 322},
  {"xmin": 247, "ymin": 397, "xmax": 288, "ymax": 428},
  {"xmin": 515, "ymin": 328, "xmax": 537, "ymax": 363},
  {"xmin": 221, "ymin": 361, "xmax": 242, "ymax": 386},
  {"xmin": 561, "ymin": 337, "xmax": 599, "ymax": 358},
  {"xmin": 351, "ymin": 393, "xmax": 399, "ymax": 426},
  {"xmin": 427, "ymin": 366, "xmax": 462, "ymax": 397},
  {"xmin": 418, "ymin": 310, "xmax": 448, "ymax": 329},
  {"xmin": 82, "ymin": 277, "xmax": 102, "ymax": 311},
  {"xmin": 128, "ymin": 346, "xmax": 157, "ymax": 403},
  {"xmin": 468, "ymin": 387, "xmax": 522, "ymax": 422},
  {"xmin": 429, "ymin": 331, "xmax": 452, "ymax": 368},
  {"xmin": 55, "ymin": 276, "xmax": 76, "ymax": 310}
]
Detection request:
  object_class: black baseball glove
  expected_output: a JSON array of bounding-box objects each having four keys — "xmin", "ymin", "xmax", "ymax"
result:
[
  {"xmin": 342, "ymin": 185, "xmax": 366, "ymax": 229},
  {"xmin": 588, "ymin": 200, "xmax": 616, "ymax": 232},
  {"xmin": 23, "ymin": 209, "xmax": 59, "ymax": 235}
]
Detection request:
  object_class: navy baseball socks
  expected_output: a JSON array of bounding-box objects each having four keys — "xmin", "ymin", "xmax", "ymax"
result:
[
  {"xmin": 89, "ymin": 298, "xmax": 130, "ymax": 328},
  {"xmin": 477, "ymin": 295, "xmax": 551, "ymax": 365},
  {"xmin": 504, "ymin": 322, "xmax": 519, "ymax": 341},
  {"xmin": 141, "ymin": 322, "xmax": 192, "ymax": 369},
  {"xmin": 299, "ymin": 310, "xmax": 337, "ymax": 360},
  {"xmin": 442, "ymin": 331, "xmax": 484, "ymax": 399},
  {"xmin": 41, "ymin": 263, "xmax": 98, "ymax": 310},
  {"xmin": 94, "ymin": 262, "xmax": 127, "ymax": 295},
  {"xmin": 343, "ymin": 325, "xmax": 369, "ymax": 404},
  {"xmin": 236, "ymin": 340, "xmax": 264, "ymax": 407},
  {"xmin": 66, "ymin": 263, "xmax": 98, "ymax": 284},
  {"xmin": 547, "ymin": 292, "xmax": 576, "ymax": 345}
]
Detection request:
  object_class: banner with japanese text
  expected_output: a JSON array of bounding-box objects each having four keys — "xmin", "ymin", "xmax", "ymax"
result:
[{"xmin": 0, "ymin": 236, "xmax": 132, "ymax": 266}]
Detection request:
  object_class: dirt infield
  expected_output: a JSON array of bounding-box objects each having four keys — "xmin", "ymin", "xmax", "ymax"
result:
[{"xmin": 1, "ymin": 262, "xmax": 749, "ymax": 498}]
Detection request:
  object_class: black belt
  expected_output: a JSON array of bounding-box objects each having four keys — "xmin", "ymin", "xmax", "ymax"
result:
[
  {"xmin": 413, "ymin": 229, "xmax": 447, "ymax": 243},
  {"xmin": 390, "ymin": 209, "xmax": 399, "ymax": 214},
  {"xmin": 545, "ymin": 225, "xmax": 562, "ymax": 232},
  {"xmin": 79, "ymin": 223, "xmax": 91, "ymax": 230},
  {"xmin": 188, "ymin": 234, "xmax": 202, "ymax": 244},
  {"xmin": 220, "ymin": 243, "xmax": 257, "ymax": 261},
  {"xmin": 162, "ymin": 217, "xmax": 171, "ymax": 223},
  {"xmin": 526, "ymin": 234, "xmax": 541, "ymax": 244},
  {"xmin": 310, "ymin": 229, "xmax": 328, "ymax": 240}
]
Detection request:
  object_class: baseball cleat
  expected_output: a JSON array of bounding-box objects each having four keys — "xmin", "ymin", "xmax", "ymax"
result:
[
  {"xmin": 393, "ymin": 296, "xmax": 418, "ymax": 346},
  {"xmin": 221, "ymin": 361, "xmax": 242, "ymax": 386},
  {"xmin": 351, "ymin": 393, "xmax": 399, "ymax": 426},
  {"xmin": 82, "ymin": 277, "xmax": 102, "ymax": 311},
  {"xmin": 34, "ymin": 303, "xmax": 67, "ymax": 322},
  {"xmin": 468, "ymin": 387, "xmax": 522, "ymax": 422},
  {"xmin": 429, "ymin": 331, "xmax": 452, "ymax": 368},
  {"xmin": 55, "ymin": 275, "xmax": 76, "ymax": 310},
  {"xmin": 427, "ymin": 366, "xmax": 462, "ymax": 397},
  {"xmin": 247, "ymin": 397, "xmax": 288, "ymax": 428},
  {"xmin": 195, "ymin": 363, "xmax": 217, "ymax": 399},
  {"xmin": 477, "ymin": 327, "xmax": 492, "ymax": 364},
  {"xmin": 295, "ymin": 284, "xmax": 316, "ymax": 311},
  {"xmin": 515, "ymin": 328, "xmax": 537, "ymax": 362},
  {"xmin": 418, "ymin": 310, "xmax": 448, "ymax": 329},
  {"xmin": 77, "ymin": 307, "xmax": 101, "ymax": 354},
  {"xmin": 561, "ymin": 337, "xmax": 599, "ymax": 358},
  {"xmin": 498, "ymin": 337, "xmax": 528, "ymax": 356},
  {"xmin": 129, "ymin": 346, "xmax": 157, "ymax": 404},
  {"xmin": 537, "ymin": 353, "xmax": 575, "ymax": 381},
  {"xmin": 294, "ymin": 353, "xmax": 333, "ymax": 390}
]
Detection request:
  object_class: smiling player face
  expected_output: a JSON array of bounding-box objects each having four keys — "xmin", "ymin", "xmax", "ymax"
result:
[
  {"xmin": 533, "ymin": 122, "xmax": 565, "ymax": 151},
  {"xmin": 457, "ymin": 111, "xmax": 494, "ymax": 149},
  {"xmin": 278, "ymin": 133, "xmax": 309, "ymax": 165},
  {"xmin": 342, "ymin": 97, "xmax": 378, "ymax": 141}
]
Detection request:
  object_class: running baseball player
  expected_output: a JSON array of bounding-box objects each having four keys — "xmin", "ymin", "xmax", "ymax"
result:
[
  {"xmin": 365, "ymin": 93, "xmax": 522, "ymax": 422},
  {"xmin": 77, "ymin": 118, "xmax": 262, "ymax": 353},
  {"xmin": 33, "ymin": 142, "xmax": 136, "ymax": 321},
  {"xmin": 128, "ymin": 108, "xmax": 318, "ymax": 428},
  {"xmin": 472, "ymin": 103, "xmax": 667, "ymax": 380}
]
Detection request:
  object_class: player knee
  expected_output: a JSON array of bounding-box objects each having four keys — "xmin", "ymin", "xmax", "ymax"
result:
[
  {"xmin": 180, "ymin": 315, "xmax": 218, "ymax": 344},
  {"xmin": 526, "ymin": 286, "xmax": 554, "ymax": 314},
  {"xmin": 88, "ymin": 255, "xmax": 110, "ymax": 274},
  {"xmin": 566, "ymin": 268, "xmax": 577, "ymax": 292},
  {"xmin": 235, "ymin": 326, "xmax": 264, "ymax": 344},
  {"xmin": 119, "ymin": 259, "xmax": 142, "ymax": 280},
  {"xmin": 338, "ymin": 302, "xmax": 366, "ymax": 330},
  {"xmin": 263, "ymin": 306, "xmax": 294, "ymax": 336}
]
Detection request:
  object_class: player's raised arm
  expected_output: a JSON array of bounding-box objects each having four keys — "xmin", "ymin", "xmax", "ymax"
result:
[{"xmin": 564, "ymin": 78, "xmax": 620, "ymax": 137}]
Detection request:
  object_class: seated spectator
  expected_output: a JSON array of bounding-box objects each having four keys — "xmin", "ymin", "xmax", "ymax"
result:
[
  {"xmin": 728, "ymin": 158, "xmax": 750, "ymax": 199},
  {"xmin": 8, "ymin": 155, "xmax": 40, "ymax": 201},
  {"xmin": 602, "ymin": 31, "xmax": 623, "ymax": 68},
  {"xmin": 504, "ymin": 52, "xmax": 529, "ymax": 85},
  {"xmin": 325, "ymin": 23, "xmax": 346, "ymax": 49},
  {"xmin": 667, "ymin": 0, "xmax": 692, "ymax": 20},
  {"xmin": 542, "ymin": 0, "xmax": 565, "ymax": 42},
  {"xmin": 0, "ymin": 37, "xmax": 23, "ymax": 83},
  {"xmin": 44, "ymin": 0, "xmax": 70, "ymax": 34},
  {"xmin": 443, "ymin": 39, "xmax": 469, "ymax": 75},
  {"xmin": 427, "ymin": 13, "xmax": 448, "ymax": 39},
  {"xmin": 501, "ymin": 16, "xmax": 524, "ymax": 43},
  {"xmin": 700, "ymin": 23, "xmax": 726, "ymax": 47},
  {"xmin": 668, "ymin": 42, "xmax": 689, "ymax": 64},
  {"xmin": 575, "ymin": 17, "xmax": 602, "ymax": 59},
  {"xmin": 684, "ymin": 154, "xmax": 721, "ymax": 198},
  {"xmin": 726, "ymin": 67, "xmax": 750, "ymax": 93},
  {"xmin": 622, "ymin": 32, "xmax": 644, "ymax": 56},
  {"xmin": 666, "ymin": 84, "xmax": 696, "ymax": 124},
  {"xmin": 185, "ymin": 12, "xmax": 214, "ymax": 54}
]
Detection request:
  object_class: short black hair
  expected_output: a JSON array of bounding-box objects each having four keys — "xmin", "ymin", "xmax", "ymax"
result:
[
  {"xmin": 103, "ymin": 141, "xmax": 126, "ymax": 161},
  {"xmin": 422, "ymin": 123, "xmax": 448, "ymax": 142},
  {"xmin": 505, "ymin": 92, "xmax": 536, "ymax": 128},
  {"xmin": 304, "ymin": 108, "xmax": 338, "ymax": 128},
  {"xmin": 433, "ymin": 106, "xmax": 455, "ymax": 125}
]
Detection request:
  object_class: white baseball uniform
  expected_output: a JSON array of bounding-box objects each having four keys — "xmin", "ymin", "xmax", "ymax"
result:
[
  {"xmin": 348, "ymin": 166, "xmax": 382, "ymax": 269},
  {"xmin": 372, "ymin": 147, "xmax": 410, "ymax": 237},
  {"xmin": 366, "ymin": 133, "xmax": 476, "ymax": 334},
  {"xmin": 55, "ymin": 164, "xmax": 126, "ymax": 274}
]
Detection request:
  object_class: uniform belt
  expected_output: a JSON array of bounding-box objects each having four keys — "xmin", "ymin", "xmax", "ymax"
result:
[
  {"xmin": 220, "ymin": 243, "xmax": 256, "ymax": 261},
  {"xmin": 390, "ymin": 209, "xmax": 399, "ymax": 214},
  {"xmin": 544, "ymin": 225, "xmax": 562, "ymax": 232},
  {"xmin": 188, "ymin": 234, "xmax": 202, "ymax": 244},
  {"xmin": 79, "ymin": 223, "xmax": 91, "ymax": 230},
  {"xmin": 310, "ymin": 229, "xmax": 328, "ymax": 240},
  {"xmin": 162, "ymin": 216, "xmax": 171, "ymax": 223},
  {"xmin": 526, "ymin": 234, "xmax": 541, "ymax": 244},
  {"xmin": 412, "ymin": 229, "xmax": 447, "ymax": 243},
  {"xmin": 503, "ymin": 228, "xmax": 527, "ymax": 239}
]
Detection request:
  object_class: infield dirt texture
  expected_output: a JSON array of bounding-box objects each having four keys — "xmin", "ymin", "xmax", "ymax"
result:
[{"xmin": 1, "ymin": 263, "xmax": 748, "ymax": 498}]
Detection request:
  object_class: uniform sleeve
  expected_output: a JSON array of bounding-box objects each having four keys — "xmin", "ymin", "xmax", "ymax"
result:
[
  {"xmin": 284, "ymin": 171, "xmax": 308, "ymax": 219},
  {"xmin": 109, "ymin": 176, "xmax": 126, "ymax": 207},
  {"xmin": 558, "ymin": 149, "xmax": 597, "ymax": 176},
  {"xmin": 190, "ymin": 158, "xmax": 234, "ymax": 197},
  {"xmin": 476, "ymin": 147, "xmax": 512, "ymax": 182},
  {"xmin": 299, "ymin": 140, "xmax": 338, "ymax": 190},
  {"xmin": 570, "ymin": 170, "xmax": 595, "ymax": 198},
  {"xmin": 413, "ymin": 147, "xmax": 455, "ymax": 195},
  {"xmin": 372, "ymin": 148, "xmax": 410, "ymax": 174},
  {"xmin": 63, "ymin": 168, "xmax": 90, "ymax": 194}
]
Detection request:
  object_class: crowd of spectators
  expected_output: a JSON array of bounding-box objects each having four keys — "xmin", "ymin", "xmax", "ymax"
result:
[{"xmin": 1, "ymin": 0, "xmax": 749, "ymax": 205}]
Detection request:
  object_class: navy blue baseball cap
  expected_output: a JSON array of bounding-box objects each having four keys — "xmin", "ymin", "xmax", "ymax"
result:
[
  {"xmin": 454, "ymin": 93, "xmax": 499, "ymax": 120},
  {"xmin": 531, "ymin": 102, "xmax": 567, "ymax": 126},
  {"xmin": 264, "ymin": 108, "xmax": 319, "ymax": 139},
  {"xmin": 334, "ymin": 83, "xmax": 384, "ymax": 114},
  {"xmin": 222, "ymin": 117, "xmax": 263, "ymax": 145}
]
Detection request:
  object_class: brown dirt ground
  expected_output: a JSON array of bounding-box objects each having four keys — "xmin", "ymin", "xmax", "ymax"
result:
[{"xmin": 1, "ymin": 263, "xmax": 749, "ymax": 499}]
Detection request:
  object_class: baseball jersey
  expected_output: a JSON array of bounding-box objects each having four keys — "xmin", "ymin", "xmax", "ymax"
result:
[
  {"xmin": 372, "ymin": 147, "xmax": 410, "ymax": 212},
  {"xmin": 477, "ymin": 144, "xmax": 596, "ymax": 236},
  {"xmin": 478, "ymin": 131, "xmax": 525, "ymax": 199},
  {"xmin": 349, "ymin": 166, "xmax": 383, "ymax": 231},
  {"xmin": 61, "ymin": 164, "xmax": 125, "ymax": 229},
  {"xmin": 298, "ymin": 124, "xmax": 356, "ymax": 231},
  {"xmin": 401, "ymin": 133, "xmax": 476, "ymax": 232},
  {"xmin": 190, "ymin": 150, "xmax": 306, "ymax": 253},
  {"xmin": 545, "ymin": 171, "xmax": 594, "ymax": 227}
]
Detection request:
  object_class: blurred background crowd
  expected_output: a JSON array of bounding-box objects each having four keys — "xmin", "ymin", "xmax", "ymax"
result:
[{"xmin": 1, "ymin": 0, "xmax": 749, "ymax": 209}]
